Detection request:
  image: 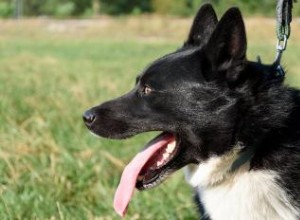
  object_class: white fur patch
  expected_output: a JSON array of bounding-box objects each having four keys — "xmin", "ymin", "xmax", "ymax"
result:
[{"xmin": 185, "ymin": 150, "xmax": 299, "ymax": 220}]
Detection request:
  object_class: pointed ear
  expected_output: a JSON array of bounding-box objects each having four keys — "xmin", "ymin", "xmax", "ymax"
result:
[
  {"xmin": 183, "ymin": 4, "xmax": 218, "ymax": 48},
  {"xmin": 204, "ymin": 7, "xmax": 247, "ymax": 82}
]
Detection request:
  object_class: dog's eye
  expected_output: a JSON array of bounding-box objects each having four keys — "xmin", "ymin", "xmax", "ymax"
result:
[{"xmin": 142, "ymin": 86, "xmax": 152, "ymax": 95}]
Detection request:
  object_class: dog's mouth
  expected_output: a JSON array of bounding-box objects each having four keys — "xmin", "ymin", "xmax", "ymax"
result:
[
  {"xmin": 113, "ymin": 132, "xmax": 181, "ymax": 217},
  {"xmin": 136, "ymin": 133, "xmax": 180, "ymax": 190}
]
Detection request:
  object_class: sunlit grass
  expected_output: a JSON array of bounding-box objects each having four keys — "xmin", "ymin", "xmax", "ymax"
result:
[{"xmin": 0, "ymin": 16, "xmax": 300, "ymax": 219}]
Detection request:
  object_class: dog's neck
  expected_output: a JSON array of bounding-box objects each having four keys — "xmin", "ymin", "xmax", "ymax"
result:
[
  {"xmin": 185, "ymin": 143, "xmax": 255, "ymax": 187},
  {"xmin": 235, "ymin": 63, "xmax": 297, "ymax": 148}
]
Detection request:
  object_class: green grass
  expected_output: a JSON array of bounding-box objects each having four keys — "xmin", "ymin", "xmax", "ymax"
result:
[{"xmin": 0, "ymin": 17, "xmax": 300, "ymax": 220}]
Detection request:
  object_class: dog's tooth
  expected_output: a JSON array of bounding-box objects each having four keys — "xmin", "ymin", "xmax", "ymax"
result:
[
  {"xmin": 156, "ymin": 161, "xmax": 163, "ymax": 167},
  {"xmin": 166, "ymin": 141, "xmax": 176, "ymax": 153},
  {"xmin": 166, "ymin": 147, "xmax": 172, "ymax": 153},
  {"xmin": 163, "ymin": 152, "xmax": 169, "ymax": 160}
]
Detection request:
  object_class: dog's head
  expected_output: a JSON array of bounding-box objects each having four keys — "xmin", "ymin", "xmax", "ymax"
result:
[{"xmin": 83, "ymin": 4, "xmax": 272, "ymax": 216}]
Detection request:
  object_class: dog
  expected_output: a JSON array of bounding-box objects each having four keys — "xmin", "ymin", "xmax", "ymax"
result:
[{"xmin": 83, "ymin": 4, "xmax": 300, "ymax": 220}]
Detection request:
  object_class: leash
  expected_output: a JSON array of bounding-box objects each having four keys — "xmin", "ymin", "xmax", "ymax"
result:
[{"xmin": 274, "ymin": 0, "xmax": 296, "ymax": 76}]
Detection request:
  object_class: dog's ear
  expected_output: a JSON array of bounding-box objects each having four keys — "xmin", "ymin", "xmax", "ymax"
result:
[
  {"xmin": 203, "ymin": 7, "xmax": 247, "ymax": 84},
  {"xmin": 183, "ymin": 4, "xmax": 218, "ymax": 48}
]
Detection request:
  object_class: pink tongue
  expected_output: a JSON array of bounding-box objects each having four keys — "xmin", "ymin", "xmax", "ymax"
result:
[{"xmin": 113, "ymin": 133, "xmax": 174, "ymax": 217}]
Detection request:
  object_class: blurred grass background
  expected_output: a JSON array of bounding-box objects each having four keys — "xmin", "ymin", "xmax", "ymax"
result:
[
  {"xmin": 1, "ymin": 2, "xmax": 300, "ymax": 220},
  {"xmin": 3, "ymin": 0, "xmax": 300, "ymax": 18}
]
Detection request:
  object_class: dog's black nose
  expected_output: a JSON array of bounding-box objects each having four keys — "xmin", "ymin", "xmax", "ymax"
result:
[{"xmin": 83, "ymin": 110, "xmax": 96, "ymax": 127}]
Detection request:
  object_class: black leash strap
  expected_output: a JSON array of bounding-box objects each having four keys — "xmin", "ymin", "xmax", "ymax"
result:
[{"xmin": 275, "ymin": 0, "xmax": 296, "ymax": 66}]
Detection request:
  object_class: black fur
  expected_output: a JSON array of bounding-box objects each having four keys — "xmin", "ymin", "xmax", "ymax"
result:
[
  {"xmin": 84, "ymin": 4, "xmax": 300, "ymax": 219},
  {"xmin": 194, "ymin": 191, "xmax": 211, "ymax": 220},
  {"xmin": 183, "ymin": 4, "xmax": 218, "ymax": 48}
]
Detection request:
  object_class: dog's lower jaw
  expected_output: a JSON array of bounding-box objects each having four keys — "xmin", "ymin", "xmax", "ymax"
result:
[{"xmin": 185, "ymin": 147, "xmax": 300, "ymax": 220}]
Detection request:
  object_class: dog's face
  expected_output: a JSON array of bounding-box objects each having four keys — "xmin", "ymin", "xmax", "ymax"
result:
[{"xmin": 84, "ymin": 5, "xmax": 248, "ymax": 193}]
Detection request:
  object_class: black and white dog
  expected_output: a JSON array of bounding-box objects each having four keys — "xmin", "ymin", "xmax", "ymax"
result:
[{"xmin": 83, "ymin": 4, "xmax": 300, "ymax": 220}]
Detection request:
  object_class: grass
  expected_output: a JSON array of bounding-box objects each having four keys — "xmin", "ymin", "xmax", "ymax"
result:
[{"xmin": 0, "ymin": 16, "xmax": 300, "ymax": 220}]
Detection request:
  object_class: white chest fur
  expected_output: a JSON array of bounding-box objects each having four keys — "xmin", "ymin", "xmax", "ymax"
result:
[{"xmin": 185, "ymin": 153, "xmax": 299, "ymax": 220}]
